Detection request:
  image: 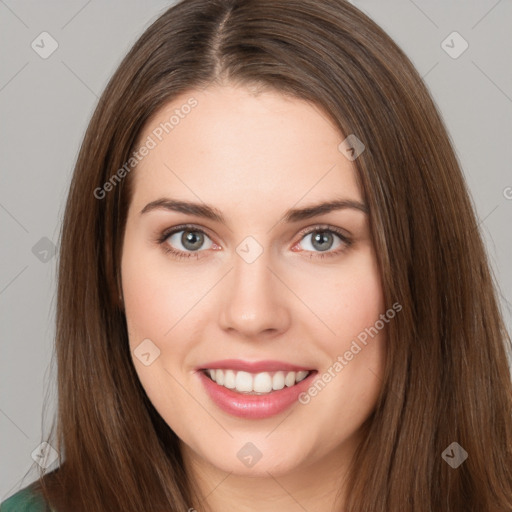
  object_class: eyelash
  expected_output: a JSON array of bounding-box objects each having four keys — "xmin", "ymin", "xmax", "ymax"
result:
[{"xmin": 156, "ymin": 224, "xmax": 352, "ymax": 261}]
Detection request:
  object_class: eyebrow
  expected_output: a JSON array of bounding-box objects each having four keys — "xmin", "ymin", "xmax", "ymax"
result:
[{"xmin": 140, "ymin": 197, "xmax": 368, "ymax": 223}]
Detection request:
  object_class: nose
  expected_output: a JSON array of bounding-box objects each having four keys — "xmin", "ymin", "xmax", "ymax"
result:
[{"xmin": 218, "ymin": 245, "xmax": 292, "ymax": 340}]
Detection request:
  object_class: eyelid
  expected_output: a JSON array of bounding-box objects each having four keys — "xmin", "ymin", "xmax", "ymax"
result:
[
  {"xmin": 158, "ymin": 223, "xmax": 351, "ymax": 243},
  {"xmin": 157, "ymin": 223, "xmax": 216, "ymax": 244},
  {"xmin": 295, "ymin": 223, "xmax": 351, "ymax": 241}
]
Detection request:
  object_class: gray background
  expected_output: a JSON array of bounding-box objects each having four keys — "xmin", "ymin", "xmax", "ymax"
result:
[{"xmin": 1, "ymin": 0, "xmax": 511, "ymax": 501}]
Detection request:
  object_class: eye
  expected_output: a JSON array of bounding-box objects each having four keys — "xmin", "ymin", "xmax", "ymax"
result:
[
  {"xmin": 294, "ymin": 225, "xmax": 352, "ymax": 259},
  {"xmin": 157, "ymin": 224, "xmax": 352, "ymax": 261},
  {"xmin": 157, "ymin": 225, "xmax": 217, "ymax": 260}
]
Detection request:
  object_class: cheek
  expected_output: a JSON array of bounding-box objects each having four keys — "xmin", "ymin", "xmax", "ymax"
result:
[
  {"xmin": 121, "ymin": 243, "xmax": 197, "ymax": 414},
  {"xmin": 121, "ymin": 237, "xmax": 179, "ymax": 350},
  {"xmin": 296, "ymin": 249, "xmax": 386, "ymax": 408},
  {"xmin": 122, "ymin": 268, "xmax": 170, "ymax": 343},
  {"xmin": 338, "ymin": 269, "xmax": 384, "ymax": 341},
  {"xmin": 297, "ymin": 249, "xmax": 385, "ymax": 347}
]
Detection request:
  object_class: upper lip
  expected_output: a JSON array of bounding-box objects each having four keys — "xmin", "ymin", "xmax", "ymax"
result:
[{"xmin": 198, "ymin": 359, "xmax": 314, "ymax": 373}]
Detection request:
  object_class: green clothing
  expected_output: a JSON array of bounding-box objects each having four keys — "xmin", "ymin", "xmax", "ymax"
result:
[{"xmin": 0, "ymin": 485, "xmax": 53, "ymax": 512}]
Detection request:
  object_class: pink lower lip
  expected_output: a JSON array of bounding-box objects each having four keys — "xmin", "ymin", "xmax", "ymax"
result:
[{"xmin": 198, "ymin": 370, "xmax": 316, "ymax": 419}]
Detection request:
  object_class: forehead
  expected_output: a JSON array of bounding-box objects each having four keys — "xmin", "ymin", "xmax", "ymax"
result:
[{"xmin": 130, "ymin": 84, "xmax": 362, "ymax": 213}]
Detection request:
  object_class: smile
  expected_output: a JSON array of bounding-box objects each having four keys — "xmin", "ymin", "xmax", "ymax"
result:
[
  {"xmin": 203, "ymin": 369, "xmax": 311, "ymax": 394},
  {"xmin": 197, "ymin": 360, "xmax": 317, "ymax": 419}
]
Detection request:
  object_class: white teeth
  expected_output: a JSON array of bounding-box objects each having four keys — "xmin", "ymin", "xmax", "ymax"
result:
[
  {"xmin": 253, "ymin": 372, "xmax": 273, "ymax": 393},
  {"xmin": 296, "ymin": 370, "xmax": 309, "ymax": 382},
  {"xmin": 272, "ymin": 371, "xmax": 285, "ymax": 390},
  {"xmin": 215, "ymin": 369, "xmax": 224, "ymax": 386},
  {"xmin": 224, "ymin": 369, "xmax": 236, "ymax": 389},
  {"xmin": 284, "ymin": 372, "xmax": 296, "ymax": 387},
  {"xmin": 235, "ymin": 371, "xmax": 253, "ymax": 392},
  {"xmin": 205, "ymin": 369, "xmax": 311, "ymax": 394}
]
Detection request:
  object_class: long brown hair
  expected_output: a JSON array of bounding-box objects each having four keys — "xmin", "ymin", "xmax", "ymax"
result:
[{"xmin": 30, "ymin": 0, "xmax": 512, "ymax": 510}]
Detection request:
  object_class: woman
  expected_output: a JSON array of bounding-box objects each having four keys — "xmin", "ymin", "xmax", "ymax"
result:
[{"xmin": 2, "ymin": 0, "xmax": 511, "ymax": 510}]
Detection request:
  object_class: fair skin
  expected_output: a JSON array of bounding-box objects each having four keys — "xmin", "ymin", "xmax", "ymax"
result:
[{"xmin": 121, "ymin": 83, "xmax": 386, "ymax": 512}]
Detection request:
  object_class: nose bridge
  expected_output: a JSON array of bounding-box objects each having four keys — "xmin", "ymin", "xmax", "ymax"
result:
[{"xmin": 219, "ymin": 236, "xmax": 290, "ymax": 336}]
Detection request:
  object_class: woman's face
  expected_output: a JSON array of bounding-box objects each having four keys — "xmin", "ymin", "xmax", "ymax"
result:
[{"xmin": 121, "ymin": 83, "xmax": 387, "ymax": 478}]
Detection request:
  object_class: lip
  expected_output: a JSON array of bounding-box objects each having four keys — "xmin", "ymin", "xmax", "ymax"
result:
[
  {"xmin": 197, "ymin": 359, "xmax": 312, "ymax": 373},
  {"xmin": 197, "ymin": 362, "xmax": 317, "ymax": 419}
]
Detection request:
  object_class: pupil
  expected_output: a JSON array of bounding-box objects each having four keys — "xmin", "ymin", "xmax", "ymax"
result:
[
  {"xmin": 312, "ymin": 231, "xmax": 332, "ymax": 251},
  {"xmin": 182, "ymin": 231, "xmax": 204, "ymax": 251}
]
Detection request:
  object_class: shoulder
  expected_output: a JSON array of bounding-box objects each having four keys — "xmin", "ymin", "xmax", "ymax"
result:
[{"xmin": 0, "ymin": 484, "xmax": 52, "ymax": 512}]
